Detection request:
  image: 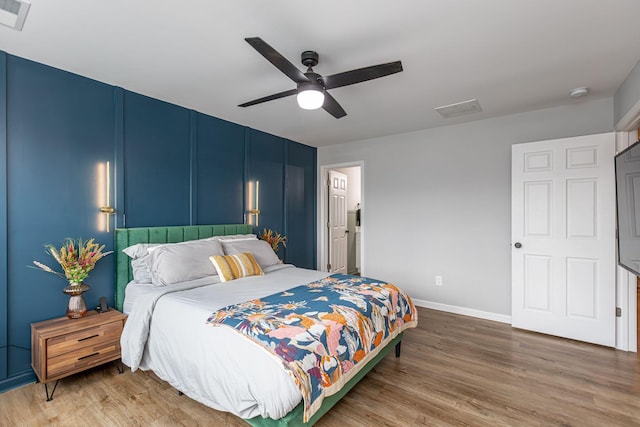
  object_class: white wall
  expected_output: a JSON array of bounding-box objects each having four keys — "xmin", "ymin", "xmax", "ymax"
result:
[
  {"xmin": 318, "ymin": 97, "xmax": 614, "ymax": 316},
  {"xmin": 334, "ymin": 166, "xmax": 361, "ymax": 211},
  {"xmin": 615, "ymin": 58, "xmax": 640, "ymax": 127}
]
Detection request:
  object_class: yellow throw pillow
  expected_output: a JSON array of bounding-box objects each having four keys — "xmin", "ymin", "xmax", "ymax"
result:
[{"xmin": 209, "ymin": 252, "xmax": 264, "ymax": 282}]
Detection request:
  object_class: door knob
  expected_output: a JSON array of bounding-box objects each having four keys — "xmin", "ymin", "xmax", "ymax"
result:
[{"xmin": 514, "ymin": 242, "xmax": 522, "ymax": 248}]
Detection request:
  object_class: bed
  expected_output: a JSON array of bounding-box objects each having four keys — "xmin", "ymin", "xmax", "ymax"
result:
[{"xmin": 115, "ymin": 224, "xmax": 417, "ymax": 426}]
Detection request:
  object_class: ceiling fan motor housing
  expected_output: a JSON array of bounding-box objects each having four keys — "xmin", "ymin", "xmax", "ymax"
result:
[
  {"xmin": 299, "ymin": 71, "xmax": 324, "ymax": 90},
  {"xmin": 301, "ymin": 51, "xmax": 319, "ymax": 68}
]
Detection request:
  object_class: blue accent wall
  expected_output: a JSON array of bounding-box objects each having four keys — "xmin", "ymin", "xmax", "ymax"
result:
[
  {"xmin": 123, "ymin": 91, "xmax": 192, "ymax": 227},
  {"xmin": 0, "ymin": 51, "xmax": 317, "ymax": 392},
  {"xmin": 247, "ymin": 129, "xmax": 285, "ymax": 241},
  {"xmin": 196, "ymin": 114, "xmax": 246, "ymax": 224},
  {"xmin": 5, "ymin": 55, "xmax": 115, "ymax": 381},
  {"xmin": 286, "ymin": 140, "xmax": 317, "ymax": 269},
  {"xmin": 0, "ymin": 52, "xmax": 8, "ymax": 381}
]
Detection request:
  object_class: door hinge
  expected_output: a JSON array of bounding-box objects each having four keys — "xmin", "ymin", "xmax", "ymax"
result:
[{"xmin": 616, "ymin": 307, "xmax": 622, "ymax": 317}]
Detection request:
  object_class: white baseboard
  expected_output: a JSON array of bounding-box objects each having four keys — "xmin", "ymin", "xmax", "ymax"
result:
[{"xmin": 412, "ymin": 298, "xmax": 511, "ymax": 324}]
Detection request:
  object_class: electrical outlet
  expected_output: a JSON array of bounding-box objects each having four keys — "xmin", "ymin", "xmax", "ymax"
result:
[{"xmin": 435, "ymin": 275, "xmax": 443, "ymax": 286}]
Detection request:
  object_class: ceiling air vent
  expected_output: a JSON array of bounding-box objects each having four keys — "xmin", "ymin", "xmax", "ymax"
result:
[
  {"xmin": 0, "ymin": 0, "xmax": 30, "ymax": 31},
  {"xmin": 435, "ymin": 98, "xmax": 482, "ymax": 119}
]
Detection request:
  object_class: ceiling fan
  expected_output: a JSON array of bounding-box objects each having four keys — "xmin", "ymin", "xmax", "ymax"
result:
[{"xmin": 238, "ymin": 37, "xmax": 403, "ymax": 119}]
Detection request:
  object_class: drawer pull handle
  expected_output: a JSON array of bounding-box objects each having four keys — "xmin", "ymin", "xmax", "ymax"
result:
[
  {"xmin": 78, "ymin": 352, "xmax": 99, "ymax": 361},
  {"xmin": 78, "ymin": 334, "xmax": 99, "ymax": 342}
]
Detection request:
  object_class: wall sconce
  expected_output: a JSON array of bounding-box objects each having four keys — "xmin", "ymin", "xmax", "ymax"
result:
[
  {"xmin": 100, "ymin": 161, "xmax": 115, "ymax": 232},
  {"xmin": 247, "ymin": 180, "xmax": 260, "ymax": 226}
]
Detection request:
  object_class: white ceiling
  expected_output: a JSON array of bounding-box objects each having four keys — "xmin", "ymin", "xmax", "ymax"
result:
[{"xmin": 1, "ymin": 0, "xmax": 640, "ymax": 147}]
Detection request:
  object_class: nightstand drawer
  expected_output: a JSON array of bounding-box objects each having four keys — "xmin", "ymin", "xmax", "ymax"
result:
[
  {"xmin": 47, "ymin": 340, "xmax": 121, "ymax": 378},
  {"xmin": 47, "ymin": 321, "xmax": 122, "ymax": 358}
]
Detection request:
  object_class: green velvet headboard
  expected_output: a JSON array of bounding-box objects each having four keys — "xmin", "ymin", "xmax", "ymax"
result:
[{"xmin": 114, "ymin": 224, "xmax": 253, "ymax": 312}]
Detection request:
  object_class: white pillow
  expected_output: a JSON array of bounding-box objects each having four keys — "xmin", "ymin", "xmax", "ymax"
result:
[
  {"xmin": 146, "ymin": 234, "xmax": 257, "ymax": 252},
  {"xmin": 123, "ymin": 243, "xmax": 161, "ymax": 259},
  {"xmin": 222, "ymin": 239, "xmax": 280, "ymax": 269},
  {"xmin": 217, "ymin": 234, "xmax": 258, "ymax": 242},
  {"xmin": 130, "ymin": 258, "xmax": 152, "ymax": 283},
  {"xmin": 122, "ymin": 243, "xmax": 162, "ymax": 283},
  {"xmin": 146, "ymin": 239, "xmax": 224, "ymax": 286}
]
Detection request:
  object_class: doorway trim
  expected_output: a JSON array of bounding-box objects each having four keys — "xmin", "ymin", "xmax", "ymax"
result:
[
  {"xmin": 615, "ymin": 104, "xmax": 640, "ymax": 351},
  {"xmin": 614, "ymin": 131, "xmax": 638, "ymax": 352},
  {"xmin": 318, "ymin": 161, "xmax": 365, "ymax": 274}
]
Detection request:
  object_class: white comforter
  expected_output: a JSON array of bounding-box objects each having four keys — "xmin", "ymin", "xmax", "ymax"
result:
[{"xmin": 120, "ymin": 265, "xmax": 329, "ymax": 420}]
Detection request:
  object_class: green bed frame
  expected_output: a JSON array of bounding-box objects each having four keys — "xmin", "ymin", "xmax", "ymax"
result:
[{"xmin": 113, "ymin": 223, "xmax": 403, "ymax": 426}]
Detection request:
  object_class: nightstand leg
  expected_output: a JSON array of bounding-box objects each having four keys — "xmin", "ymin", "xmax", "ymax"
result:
[
  {"xmin": 44, "ymin": 380, "xmax": 59, "ymax": 401},
  {"xmin": 114, "ymin": 359, "xmax": 124, "ymax": 374}
]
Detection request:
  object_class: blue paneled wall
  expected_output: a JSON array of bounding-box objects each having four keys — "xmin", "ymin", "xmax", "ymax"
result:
[
  {"xmin": 123, "ymin": 91, "xmax": 193, "ymax": 227},
  {"xmin": 247, "ymin": 129, "xmax": 285, "ymax": 241},
  {"xmin": 0, "ymin": 51, "xmax": 8, "ymax": 383},
  {"xmin": 196, "ymin": 114, "xmax": 246, "ymax": 224},
  {"xmin": 0, "ymin": 51, "xmax": 317, "ymax": 392},
  {"xmin": 286, "ymin": 142, "xmax": 317, "ymax": 268}
]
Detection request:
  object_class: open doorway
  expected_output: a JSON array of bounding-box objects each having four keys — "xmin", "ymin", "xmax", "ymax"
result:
[
  {"xmin": 319, "ymin": 162, "xmax": 363, "ymax": 274},
  {"xmin": 334, "ymin": 166, "xmax": 362, "ymax": 275}
]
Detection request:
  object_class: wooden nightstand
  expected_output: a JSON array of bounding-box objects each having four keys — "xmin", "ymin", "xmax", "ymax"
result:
[{"xmin": 31, "ymin": 309, "xmax": 127, "ymax": 401}]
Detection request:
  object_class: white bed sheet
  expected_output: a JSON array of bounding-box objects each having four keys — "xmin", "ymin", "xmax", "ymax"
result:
[
  {"xmin": 121, "ymin": 265, "xmax": 329, "ymax": 420},
  {"xmin": 122, "ymin": 281, "xmax": 155, "ymax": 315}
]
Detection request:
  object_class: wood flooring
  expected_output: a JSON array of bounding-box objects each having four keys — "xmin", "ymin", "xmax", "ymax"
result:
[{"xmin": 1, "ymin": 307, "xmax": 639, "ymax": 426}]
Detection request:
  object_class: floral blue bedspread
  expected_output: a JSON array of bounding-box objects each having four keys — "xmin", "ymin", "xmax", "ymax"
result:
[{"xmin": 206, "ymin": 274, "xmax": 418, "ymax": 421}]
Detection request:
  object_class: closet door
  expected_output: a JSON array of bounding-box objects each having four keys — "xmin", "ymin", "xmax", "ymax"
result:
[
  {"xmin": 286, "ymin": 140, "xmax": 316, "ymax": 269},
  {"xmin": 511, "ymin": 133, "xmax": 615, "ymax": 346},
  {"xmin": 247, "ymin": 130, "xmax": 285, "ymax": 255}
]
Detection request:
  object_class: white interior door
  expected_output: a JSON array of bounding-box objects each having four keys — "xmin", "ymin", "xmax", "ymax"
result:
[
  {"xmin": 511, "ymin": 133, "xmax": 616, "ymax": 347},
  {"xmin": 328, "ymin": 170, "xmax": 348, "ymax": 273}
]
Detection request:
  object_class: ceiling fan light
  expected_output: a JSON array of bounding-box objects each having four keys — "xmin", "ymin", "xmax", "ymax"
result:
[{"xmin": 297, "ymin": 88, "xmax": 325, "ymax": 110}]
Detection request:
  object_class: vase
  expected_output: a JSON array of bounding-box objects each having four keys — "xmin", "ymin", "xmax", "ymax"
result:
[{"xmin": 63, "ymin": 283, "xmax": 90, "ymax": 319}]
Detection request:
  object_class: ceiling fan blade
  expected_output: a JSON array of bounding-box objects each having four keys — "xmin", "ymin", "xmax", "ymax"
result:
[
  {"xmin": 238, "ymin": 88, "xmax": 298, "ymax": 107},
  {"xmin": 322, "ymin": 92, "xmax": 347, "ymax": 119},
  {"xmin": 245, "ymin": 37, "xmax": 309, "ymax": 84},
  {"xmin": 321, "ymin": 61, "xmax": 403, "ymax": 90}
]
